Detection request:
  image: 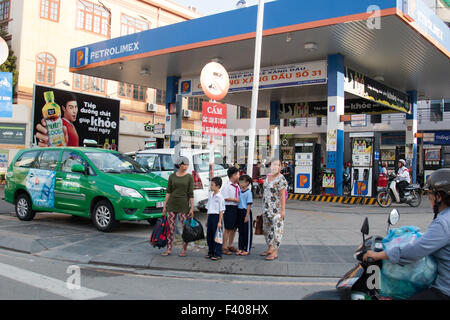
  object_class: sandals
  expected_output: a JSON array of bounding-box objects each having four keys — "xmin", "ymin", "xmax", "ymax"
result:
[
  {"xmin": 260, "ymin": 250, "xmax": 273, "ymax": 256},
  {"xmin": 211, "ymin": 256, "xmax": 222, "ymax": 261},
  {"xmin": 265, "ymin": 254, "xmax": 278, "ymax": 261},
  {"xmin": 228, "ymin": 246, "xmax": 238, "ymax": 253},
  {"xmin": 161, "ymin": 251, "xmax": 172, "ymax": 256},
  {"xmin": 222, "ymin": 248, "xmax": 232, "ymax": 255},
  {"xmin": 178, "ymin": 251, "xmax": 187, "ymax": 257}
]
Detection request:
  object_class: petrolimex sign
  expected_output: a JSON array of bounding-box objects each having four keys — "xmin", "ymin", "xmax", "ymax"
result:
[{"xmin": 71, "ymin": 40, "xmax": 141, "ymax": 68}]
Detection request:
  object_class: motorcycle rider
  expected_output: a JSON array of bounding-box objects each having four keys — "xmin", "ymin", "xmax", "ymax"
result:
[
  {"xmin": 364, "ymin": 168, "xmax": 450, "ymax": 300},
  {"xmin": 396, "ymin": 159, "xmax": 410, "ymax": 202}
]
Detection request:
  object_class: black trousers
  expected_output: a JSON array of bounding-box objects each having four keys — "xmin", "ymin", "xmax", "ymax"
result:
[
  {"xmin": 237, "ymin": 209, "xmax": 253, "ymax": 252},
  {"xmin": 207, "ymin": 214, "xmax": 222, "ymax": 257},
  {"xmin": 408, "ymin": 287, "xmax": 450, "ymax": 300},
  {"xmin": 397, "ymin": 180, "xmax": 409, "ymax": 199}
]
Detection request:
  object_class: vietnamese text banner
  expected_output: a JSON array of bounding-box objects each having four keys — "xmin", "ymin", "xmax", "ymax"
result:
[
  {"xmin": 344, "ymin": 68, "xmax": 411, "ymax": 114},
  {"xmin": 280, "ymin": 98, "xmax": 400, "ymax": 119},
  {"xmin": 202, "ymin": 102, "xmax": 227, "ymax": 137},
  {"xmin": 180, "ymin": 61, "xmax": 327, "ymax": 97},
  {"xmin": 32, "ymin": 85, "xmax": 120, "ymax": 149}
]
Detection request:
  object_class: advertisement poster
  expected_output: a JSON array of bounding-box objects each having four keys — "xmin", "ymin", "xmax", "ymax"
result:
[
  {"xmin": 32, "ymin": 85, "xmax": 120, "ymax": 149},
  {"xmin": 181, "ymin": 60, "xmax": 327, "ymax": 96},
  {"xmin": 0, "ymin": 72, "xmax": 13, "ymax": 118},
  {"xmin": 322, "ymin": 168, "xmax": 335, "ymax": 188},
  {"xmin": 326, "ymin": 130, "xmax": 337, "ymax": 152},
  {"xmin": 26, "ymin": 169, "xmax": 56, "ymax": 208},
  {"xmin": 344, "ymin": 68, "xmax": 411, "ymax": 114},
  {"xmin": 0, "ymin": 123, "xmax": 26, "ymax": 146},
  {"xmin": 381, "ymin": 150, "xmax": 395, "ymax": 161},
  {"xmin": 202, "ymin": 102, "xmax": 227, "ymax": 137},
  {"xmin": 0, "ymin": 149, "xmax": 8, "ymax": 171},
  {"xmin": 280, "ymin": 98, "xmax": 398, "ymax": 119}
]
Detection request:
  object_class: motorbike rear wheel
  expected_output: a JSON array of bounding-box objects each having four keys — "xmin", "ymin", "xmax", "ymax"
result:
[
  {"xmin": 408, "ymin": 190, "xmax": 422, "ymax": 207},
  {"xmin": 377, "ymin": 191, "xmax": 392, "ymax": 208}
]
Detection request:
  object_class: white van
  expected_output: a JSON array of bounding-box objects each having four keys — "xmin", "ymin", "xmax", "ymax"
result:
[{"xmin": 135, "ymin": 149, "xmax": 229, "ymax": 211}]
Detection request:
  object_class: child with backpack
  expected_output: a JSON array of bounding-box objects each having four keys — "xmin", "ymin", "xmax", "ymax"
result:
[
  {"xmin": 236, "ymin": 174, "xmax": 253, "ymax": 256},
  {"xmin": 205, "ymin": 177, "xmax": 226, "ymax": 261}
]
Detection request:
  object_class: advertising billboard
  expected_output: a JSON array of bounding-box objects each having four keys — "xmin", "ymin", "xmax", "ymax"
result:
[{"xmin": 32, "ymin": 85, "xmax": 120, "ymax": 149}]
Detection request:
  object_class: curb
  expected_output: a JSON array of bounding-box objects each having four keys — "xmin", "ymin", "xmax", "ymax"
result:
[{"xmin": 288, "ymin": 194, "xmax": 377, "ymax": 205}]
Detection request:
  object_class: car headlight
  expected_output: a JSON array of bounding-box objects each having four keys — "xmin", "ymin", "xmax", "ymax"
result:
[{"xmin": 114, "ymin": 185, "xmax": 143, "ymax": 198}]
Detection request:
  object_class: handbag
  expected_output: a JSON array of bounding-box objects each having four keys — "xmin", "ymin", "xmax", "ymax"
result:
[
  {"xmin": 253, "ymin": 215, "xmax": 263, "ymax": 235},
  {"xmin": 214, "ymin": 227, "xmax": 223, "ymax": 244},
  {"xmin": 182, "ymin": 218, "xmax": 205, "ymax": 243}
]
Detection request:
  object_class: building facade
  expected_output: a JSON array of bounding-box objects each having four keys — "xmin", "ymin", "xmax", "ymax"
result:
[{"xmin": 0, "ymin": 0, "xmax": 202, "ymax": 160}]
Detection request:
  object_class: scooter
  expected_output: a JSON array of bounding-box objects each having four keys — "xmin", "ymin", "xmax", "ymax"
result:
[
  {"xmin": 343, "ymin": 172, "xmax": 351, "ymax": 196},
  {"xmin": 252, "ymin": 176, "xmax": 265, "ymax": 198},
  {"xmin": 377, "ymin": 174, "xmax": 422, "ymax": 208},
  {"xmin": 303, "ymin": 209, "xmax": 401, "ymax": 300}
]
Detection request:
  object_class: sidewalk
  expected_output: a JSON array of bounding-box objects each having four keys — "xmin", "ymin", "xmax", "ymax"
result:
[{"xmin": 0, "ymin": 186, "xmax": 431, "ymax": 278}]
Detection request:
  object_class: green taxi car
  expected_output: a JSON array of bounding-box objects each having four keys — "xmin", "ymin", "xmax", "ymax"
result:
[{"xmin": 4, "ymin": 147, "xmax": 168, "ymax": 232}]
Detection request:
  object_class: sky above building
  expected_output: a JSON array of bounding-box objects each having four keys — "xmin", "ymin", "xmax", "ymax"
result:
[{"xmin": 171, "ymin": 0, "xmax": 276, "ymax": 16}]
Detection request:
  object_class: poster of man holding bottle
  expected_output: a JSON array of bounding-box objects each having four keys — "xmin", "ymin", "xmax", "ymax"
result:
[{"xmin": 32, "ymin": 85, "xmax": 120, "ymax": 150}]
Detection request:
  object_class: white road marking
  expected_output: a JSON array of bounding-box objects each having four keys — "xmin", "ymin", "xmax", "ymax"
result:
[{"xmin": 0, "ymin": 262, "xmax": 108, "ymax": 300}]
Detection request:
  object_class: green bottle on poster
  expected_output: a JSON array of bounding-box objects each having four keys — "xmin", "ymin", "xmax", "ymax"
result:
[
  {"xmin": 42, "ymin": 91, "xmax": 66, "ymax": 147},
  {"xmin": 103, "ymin": 139, "xmax": 110, "ymax": 150}
]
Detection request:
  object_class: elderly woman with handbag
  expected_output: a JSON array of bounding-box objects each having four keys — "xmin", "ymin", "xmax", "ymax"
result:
[
  {"xmin": 260, "ymin": 159, "xmax": 288, "ymax": 261},
  {"xmin": 161, "ymin": 156, "xmax": 194, "ymax": 257}
]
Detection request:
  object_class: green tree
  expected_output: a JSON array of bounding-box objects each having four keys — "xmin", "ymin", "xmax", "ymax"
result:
[{"xmin": 0, "ymin": 28, "xmax": 18, "ymax": 95}]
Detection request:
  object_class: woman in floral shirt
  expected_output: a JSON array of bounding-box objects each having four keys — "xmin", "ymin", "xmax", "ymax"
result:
[{"xmin": 261, "ymin": 159, "xmax": 288, "ymax": 261}]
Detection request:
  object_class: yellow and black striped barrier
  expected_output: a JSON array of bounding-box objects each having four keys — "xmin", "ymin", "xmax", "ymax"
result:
[{"xmin": 287, "ymin": 194, "xmax": 377, "ymax": 205}]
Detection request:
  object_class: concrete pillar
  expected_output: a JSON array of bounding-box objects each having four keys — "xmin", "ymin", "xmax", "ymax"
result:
[
  {"xmin": 270, "ymin": 101, "xmax": 281, "ymax": 160},
  {"xmin": 326, "ymin": 54, "xmax": 345, "ymax": 196},
  {"xmin": 166, "ymin": 76, "xmax": 180, "ymax": 148},
  {"xmin": 406, "ymin": 90, "xmax": 418, "ymax": 184}
]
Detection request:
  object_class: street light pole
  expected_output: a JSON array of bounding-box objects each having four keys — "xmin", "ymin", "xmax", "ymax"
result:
[{"xmin": 247, "ymin": 0, "xmax": 265, "ymax": 179}]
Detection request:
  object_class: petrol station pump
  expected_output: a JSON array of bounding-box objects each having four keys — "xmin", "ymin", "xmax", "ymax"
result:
[
  {"xmin": 294, "ymin": 143, "xmax": 321, "ymax": 194},
  {"xmin": 423, "ymin": 145, "xmax": 442, "ymax": 184},
  {"xmin": 350, "ymin": 132, "xmax": 379, "ymax": 197}
]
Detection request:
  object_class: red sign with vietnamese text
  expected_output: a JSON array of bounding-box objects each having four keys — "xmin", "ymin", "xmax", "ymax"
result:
[{"xmin": 202, "ymin": 102, "xmax": 227, "ymax": 137}]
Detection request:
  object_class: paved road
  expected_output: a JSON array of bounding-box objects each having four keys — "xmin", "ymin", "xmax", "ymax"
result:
[
  {"xmin": 0, "ymin": 248, "xmax": 337, "ymax": 300},
  {"xmin": 0, "ymin": 186, "xmax": 435, "ymax": 299}
]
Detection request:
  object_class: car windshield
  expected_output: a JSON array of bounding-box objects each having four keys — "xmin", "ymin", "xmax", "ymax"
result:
[
  {"xmin": 85, "ymin": 152, "xmax": 148, "ymax": 174},
  {"xmin": 194, "ymin": 153, "xmax": 226, "ymax": 173}
]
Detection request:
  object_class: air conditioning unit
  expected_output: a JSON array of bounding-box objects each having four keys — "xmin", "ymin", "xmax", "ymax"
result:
[
  {"xmin": 183, "ymin": 109, "xmax": 192, "ymax": 118},
  {"xmin": 146, "ymin": 103, "xmax": 157, "ymax": 112}
]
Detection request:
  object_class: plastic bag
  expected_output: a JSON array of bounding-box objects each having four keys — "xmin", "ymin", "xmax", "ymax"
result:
[
  {"xmin": 214, "ymin": 227, "xmax": 223, "ymax": 244},
  {"xmin": 182, "ymin": 218, "xmax": 205, "ymax": 243},
  {"xmin": 380, "ymin": 226, "xmax": 438, "ymax": 300}
]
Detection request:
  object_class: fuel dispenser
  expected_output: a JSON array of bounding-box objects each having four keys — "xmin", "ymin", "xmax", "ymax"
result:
[
  {"xmin": 294, "ymin": 143, "xmax": 321, "ymax": 194},
  {"xmin": 423, "ymin": 145, "xmax": 442, "ymax": 184},
  {"xmin": 350, "ymin": 133, "xmax": 376, "ymax": 197}
]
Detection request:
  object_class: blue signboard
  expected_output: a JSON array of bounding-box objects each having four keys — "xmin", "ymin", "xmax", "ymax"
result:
[
  {"xmin": 434, "ymin": 131, "xmax": 450, "ymax": 145},
  {"xmin": 0, "ymin": 72, "xmax": 13, "ymax": 118}
]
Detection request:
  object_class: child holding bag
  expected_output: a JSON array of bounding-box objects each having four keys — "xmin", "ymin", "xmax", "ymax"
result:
[{"xmin": 205, "ymin": 177, "xmax": 225, "ymax": 261}]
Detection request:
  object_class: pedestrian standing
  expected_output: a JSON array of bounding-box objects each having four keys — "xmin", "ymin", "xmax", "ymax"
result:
[
  {"xmin": 205, "ymin": 177, "xmax": 225, "ymax": 261},
  {"xmin": 221, "ymin": 167, "xmax": 241, "ymax": 255},
  {"xmin": 161, "ymin": 156, "xmax": 194, "ymax": 257},
  {"xmin": 237, "ymin": 174, "xmax": 253, "ymax": 256},
  {"xmin": 261, "ymin": 158, "xmax": 288, "ymax": 261}
]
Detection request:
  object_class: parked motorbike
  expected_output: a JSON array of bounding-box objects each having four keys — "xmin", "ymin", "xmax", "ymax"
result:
[
  {"xmin": 377, "ymin": 174, "xmax": 422, "ymax": 208},
  {"xmin": 343, "ymin": 172, "xmax": 351, "ymax": 196},
  {"xmin": 303, "ymin": 209, "xmax": 401, "ymax": 300},
  {"xmin": 252, "ymin": 176, "xmax": 265, "ymax": 198}
]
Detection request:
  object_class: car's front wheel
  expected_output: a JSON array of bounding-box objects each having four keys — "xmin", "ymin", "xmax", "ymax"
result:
[
  {"xmin": 15, "ymin": 193, "xmax": 36, "ymax": 221},
  {"xmin": 92, "ymin": 200, "xmax": 117, "ymax": 232}
]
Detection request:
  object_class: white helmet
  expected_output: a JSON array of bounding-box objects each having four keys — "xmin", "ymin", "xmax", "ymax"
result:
[{"xmin": 399, "ymin": 159, "xmax": 406, "ymax": 166}]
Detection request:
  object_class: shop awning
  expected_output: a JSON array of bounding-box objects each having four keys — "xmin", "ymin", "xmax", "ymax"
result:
[{"xmin": 70, "ymin": 0, "xmax": 450, "ymax": 106}]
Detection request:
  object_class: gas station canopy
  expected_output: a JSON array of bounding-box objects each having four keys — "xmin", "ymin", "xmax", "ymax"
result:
[{"xmin": 70, "ymin": 0, "xmax": 450, "ymax": 107}]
